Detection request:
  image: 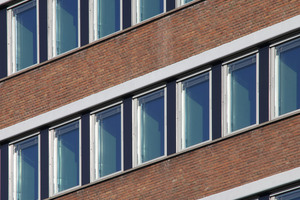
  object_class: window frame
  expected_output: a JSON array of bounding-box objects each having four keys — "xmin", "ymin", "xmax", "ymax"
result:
[
  {"xmin": 90, "ymin": 102, "xmax": 124, "ymax": 182},
  {"xmin": 47, "ymin": 0, "xmax": 81, "ymax": 59},
  {"xmin": 9, "ymin": 133, "xmax": 40, "ymax": 200},
  {"xmin": 48, "ymin": 118, "xmax": 82, "ymax": 196},
  {"xmin": 175, "ymin": 0, "xmax": 193, "ymax": 7},
  {"xmin": 132, "ymin": 86, "xmax": 167, "ymax": 166},
  {"xmin": 131, "ymin": 0, "xmax": 166, "ymax": 25},
  {"xmin": 88, "ymin": 0, "xmax": 123, "ymax": 42},
  {"xmin": 176, "ymin": 69, "xmax": 212, "ymax": 151},
  {"xmin": 7, "ymin": 0, "xmax": 39, "ymax": 75},
  {"xmin": 269, "ymin": 35, "xmax": 300, "ymax": 120},
  {"xmin": 222, "ymin": 52, "xmax": 259, "ymax": 136},
  {"xmin": 270, "ymin": 186, "xmax": 300, "ymax": 200}
]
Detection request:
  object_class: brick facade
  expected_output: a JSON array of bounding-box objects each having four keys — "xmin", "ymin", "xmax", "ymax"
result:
[{"xmin": 1, "ymin": 0, "xmax": 300, "ymax": 129}]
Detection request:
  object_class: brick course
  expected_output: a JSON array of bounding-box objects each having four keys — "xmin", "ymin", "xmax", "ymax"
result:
[
  {"xmin": 49, "ymin": 114, "xmax": 300, "ymax": 199},
  {"xmin": 1, "ymin": 0, "xmax": 300, "ymax": 129}
]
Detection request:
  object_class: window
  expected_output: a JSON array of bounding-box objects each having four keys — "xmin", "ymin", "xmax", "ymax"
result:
[
  {"xmin": 177, "ymin": 72, "xmax": 211, "ymax": 149},
  {"xmin": 270, "ymin": 187, "xmax": 300, "ymax": 200},
  {"xmin": 271, "ymin": 37, "xmax": 300, "ymax": 118},
  {"xmin": 223, "ymin": 54, "xmax": 258, "ymax": 134},
  {"xmin": 9, "ymin": 136, "xmax": 39, "ymax": 200},
  {"xmin": 90, "ymin": 105, "xmax": 122, "ymax": 180},
  {"xmin": 133, "ymin": 88, "xmax": 166, "ymax": 165},
  {"xmin": 7, "ymin": 0, "xmax": 38, "ymax": 74},
  {"xmin": 176, "ymin": 0, "xmax": 193, "ymax": 7},
  {"xmin": 132, "ymin": 0, "xmax": 165, "ymax": 23},
  {"xmin": 89, "ymin": 0, "xmax": 121, "ymax": 41},
  {"xmin": 49, "ymin": 120, "xmax": 80, "ymax": 195},
  {"xmin": 48, "ymin": 0, "xmax": 79, "ymax": 57}
]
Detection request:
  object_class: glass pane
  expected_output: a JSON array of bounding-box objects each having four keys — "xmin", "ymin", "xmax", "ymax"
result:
[
  {"xmin": 55, "ymin": 121, "xmax": 79, "ymax": 192},
  {"xmin": 98, "ymin": 0, "xmax": 120, "ymax": 38},
  {"xmin": 14, "ymin": 2, "xmax": 37, "ymax": 71},
  {"xmin": 182, "ymin": 73, "xmax": 209, "ymax": 148},
  {"xmin": 276, "ymin": 39, "xmax": 300, "ymax": 116},
  {"xmin": 15, "ymin": 137, "xmax": 38, "ymax": 200},
  {"xmin": 96, "ymin": 106, "xmax": 121, "ymax": 177},
  {"xmin": 275, "ymin": 188, "xmax": 300, "ymax": 200},
  {"xmin": 140, "ymin": 0, "xmax": 164, "ymax": 21},
  {"xmin": 229, "ymin": 55, "xmax": 256, "ymax": 132},
  {"xmin": 56, "ymin": 0, "xmax": 78, "ymax": 55},
  {"xmin": 184, "ymin": 0, "xmax": 193, "ymax": 4},
  {"xmin": 138, "ymin": 90, "xmax": 165, "ymax": 163}
]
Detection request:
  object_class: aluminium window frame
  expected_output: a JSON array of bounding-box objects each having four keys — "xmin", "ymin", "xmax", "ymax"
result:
[
  {"xmin": 7, "ymin": 0, "xmax": 40, "ymax": 75},
  {"xmin": 89, "ymin": 102, "xmax": 124, "ymax": 182},
  {"xmin": 131, "ymin": 0, "xmax": 166, "ymax": 25},
  {"xmin": 48, "ymin": 118, "xmax": 82, "ymax": 196},
  {"xmin": 176, "ymin": 68, "xmax": 212, "ymax": 152},
  {"xmin": 222, "ymin": 52, "xmax": 259, "ymax": 136},
  {"xmin": 269, "ymin": 35, "xmax": 300, "ymax": 120},
  {"xmin": 8, "ymin": 133, "xmax": 40, "ymax": 200},
  {"xmin": 47, "ymin": 0, "xmax": 81, "ymax": 59},
  {"xmin": 270, "ymin": 186, "xmax": 300, "ymax": 200},
  {"xmin": 88, "ymin": 0, "xmax": 123, "ymax": 42},
  {"xmin": 132, "ymin": 86, "xmax": 167, "ymax": 167}
]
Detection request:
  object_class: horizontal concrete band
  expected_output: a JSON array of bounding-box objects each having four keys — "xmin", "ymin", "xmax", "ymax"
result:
[
  {"xmin": 200, "ymin": 166, "xmax": 300, "ymax": 200},
  {"xmin": 0, "ymin": 15, "xmax": 299, "ymax": 141}
]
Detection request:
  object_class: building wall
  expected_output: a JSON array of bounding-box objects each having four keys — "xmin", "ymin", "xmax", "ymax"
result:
[
  {"xmin": 1, "ymin": 0, "xmax": 300, "ymax": 130},
  {"xmin": 49, "ymin": 114, "xmax": 300, "ymax": 199}
]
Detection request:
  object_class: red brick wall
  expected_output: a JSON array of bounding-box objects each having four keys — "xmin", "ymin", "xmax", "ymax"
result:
[
  {"xmin": 1, "ymin": 0, "xmax": 300, "ymax": 129},
  {"xmin": 51, "ymin": 114, "xmax": 300, "ymax": 200}
]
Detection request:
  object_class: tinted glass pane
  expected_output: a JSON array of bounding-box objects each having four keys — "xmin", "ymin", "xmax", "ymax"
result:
[
  {"xmin": 56, "ymin": 121, "xmax": 79, "ymax": 192},
  {"xmin": 15, "ymin": 137, "xmax": 38, "ymax": 200},
  {"xmin": 139, "ymin": 90, "xmax": 164, "ymax": 163},
  {"xmin": 229, "ymin": 55, "xmax": 256, "ymax": 132},
  {"xmin": 182, "ymin": 73, "xmax": 209, "ymax": 148},
  {"xmin": 276, "ymin": 39, "xmax": 300, "ymax": 116},
  {"xmin": 14, "ymin": 2, "xmax": 37, "ymax": 71},
  {"xmin": 140, "ymin": 0, "xmax": 163, "ymax": 21},
  {"xmin": 275, "ymin": 188, "xmax": 300, "ymax": 200},
  {"xmin": 96, "ymin": 106, "xmax": 121, "ymax": 177},
  {"xmin": 56, "ymin": 0, "xmax": 78, "ymax": 55},
  {"xmin": 184, "ymin": 0, "xmax": 193, "ymax": 3},
  {"xmin": 98, "ymin": 0, "xmax": 120, "ymax": 38}
]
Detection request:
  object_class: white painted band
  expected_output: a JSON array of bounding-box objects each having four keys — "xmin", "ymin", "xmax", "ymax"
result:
[
  {"xmin": 0, "ymin": 15, "xmax": 300, "ymax": 141},
  {"xmin": 200, "ymin": 167, "xmax": 300, "ymax": 200}
]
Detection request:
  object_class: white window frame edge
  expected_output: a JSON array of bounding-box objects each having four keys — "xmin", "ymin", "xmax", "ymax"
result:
[
  {"xmin": 131, "ymin": 0, "xmax": 166, "ymax": 25},
  {"xmin": 132, "ymin": 85, "xmax": 167, "ymax": 167},
  {"xmin": 8, "ymin": 133, "xmax": 40, "ymax": 200},
  {"xmin": 270, "ymin": 186, "xmax": 300, "ymax": 200},
  {"xmin": 222, "ymin": 51, "xmax": 259, "ymax": 136},
  {"xmin": 269, "ymin": 34, "xmax": 300, "ymax": 120},
  {"xmin": 7, "ymin": 0, "xmax": 40, "ymax": 75},
  {"xmin": 89, "ymin": 102, "xmax": 124, "ymax": 182},
  {"xmin": 47, "ymin": 0, "xmax": 81, "ymax": 59},
  {"xmin": 175, "ymin": 68, "xmax": 212, "ymax": 152},
  {"xmin": 89, "ymin": 0, "xmax": 123, "ymax": 42},
  {"xmin": 175, "ymin": 0, "xmax": 190, "ymax": 7},
  {"xmin": 48, "ymin": 117, "xmax": 82, "ymax": 196}
]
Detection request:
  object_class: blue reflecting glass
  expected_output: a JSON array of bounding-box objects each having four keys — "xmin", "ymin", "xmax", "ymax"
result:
[
  {"xmin": 276, "ymin": 39, "xmax": 300, "ymax": 116},
  {"xmin": 14, "ymin": 1, "xmax": 37, "ymax": 71},
  {"xmin": 15, "ymin": 137, "xmax": 38, "ymax": 200},
  {"xmin": 96, "ymin": 106, "xmax": 121, "ymax": 177},
  {"xmin": 182, "ymin": 73, "xmax": 209, "ymax": 148},
  {"xmin": 275, "ymin": 188, "xmax": 300, "ymax": 200},
  {"xmin": 98, "ymin": 0, "xmax": 120, "ymax": 38},
  {"xmin": 139, "ymin": 90, "xmax": 164, "ymax": 163},
  {"xmin": 229, "ymin": 55, "xmax": 256, "ymax": 132},
  {"xmin": 140, "ymin": 0, "xmax": 164, "ymax": 21},
  {"xmin": 56, "ymin": 0, "xmax": 78, "ymax": 55},
  {"xmin": 55, "ymin": 121, "xmax": 79, "ymax": 192},
  {"xmin": 184, "ymin": 0, "xmax": 193, "ymax": 3}
]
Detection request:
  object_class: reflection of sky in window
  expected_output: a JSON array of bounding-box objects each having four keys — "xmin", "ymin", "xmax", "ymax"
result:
[{"xmin": 277, "ymin": 42, "xmax": 300, "ymax": 115}]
